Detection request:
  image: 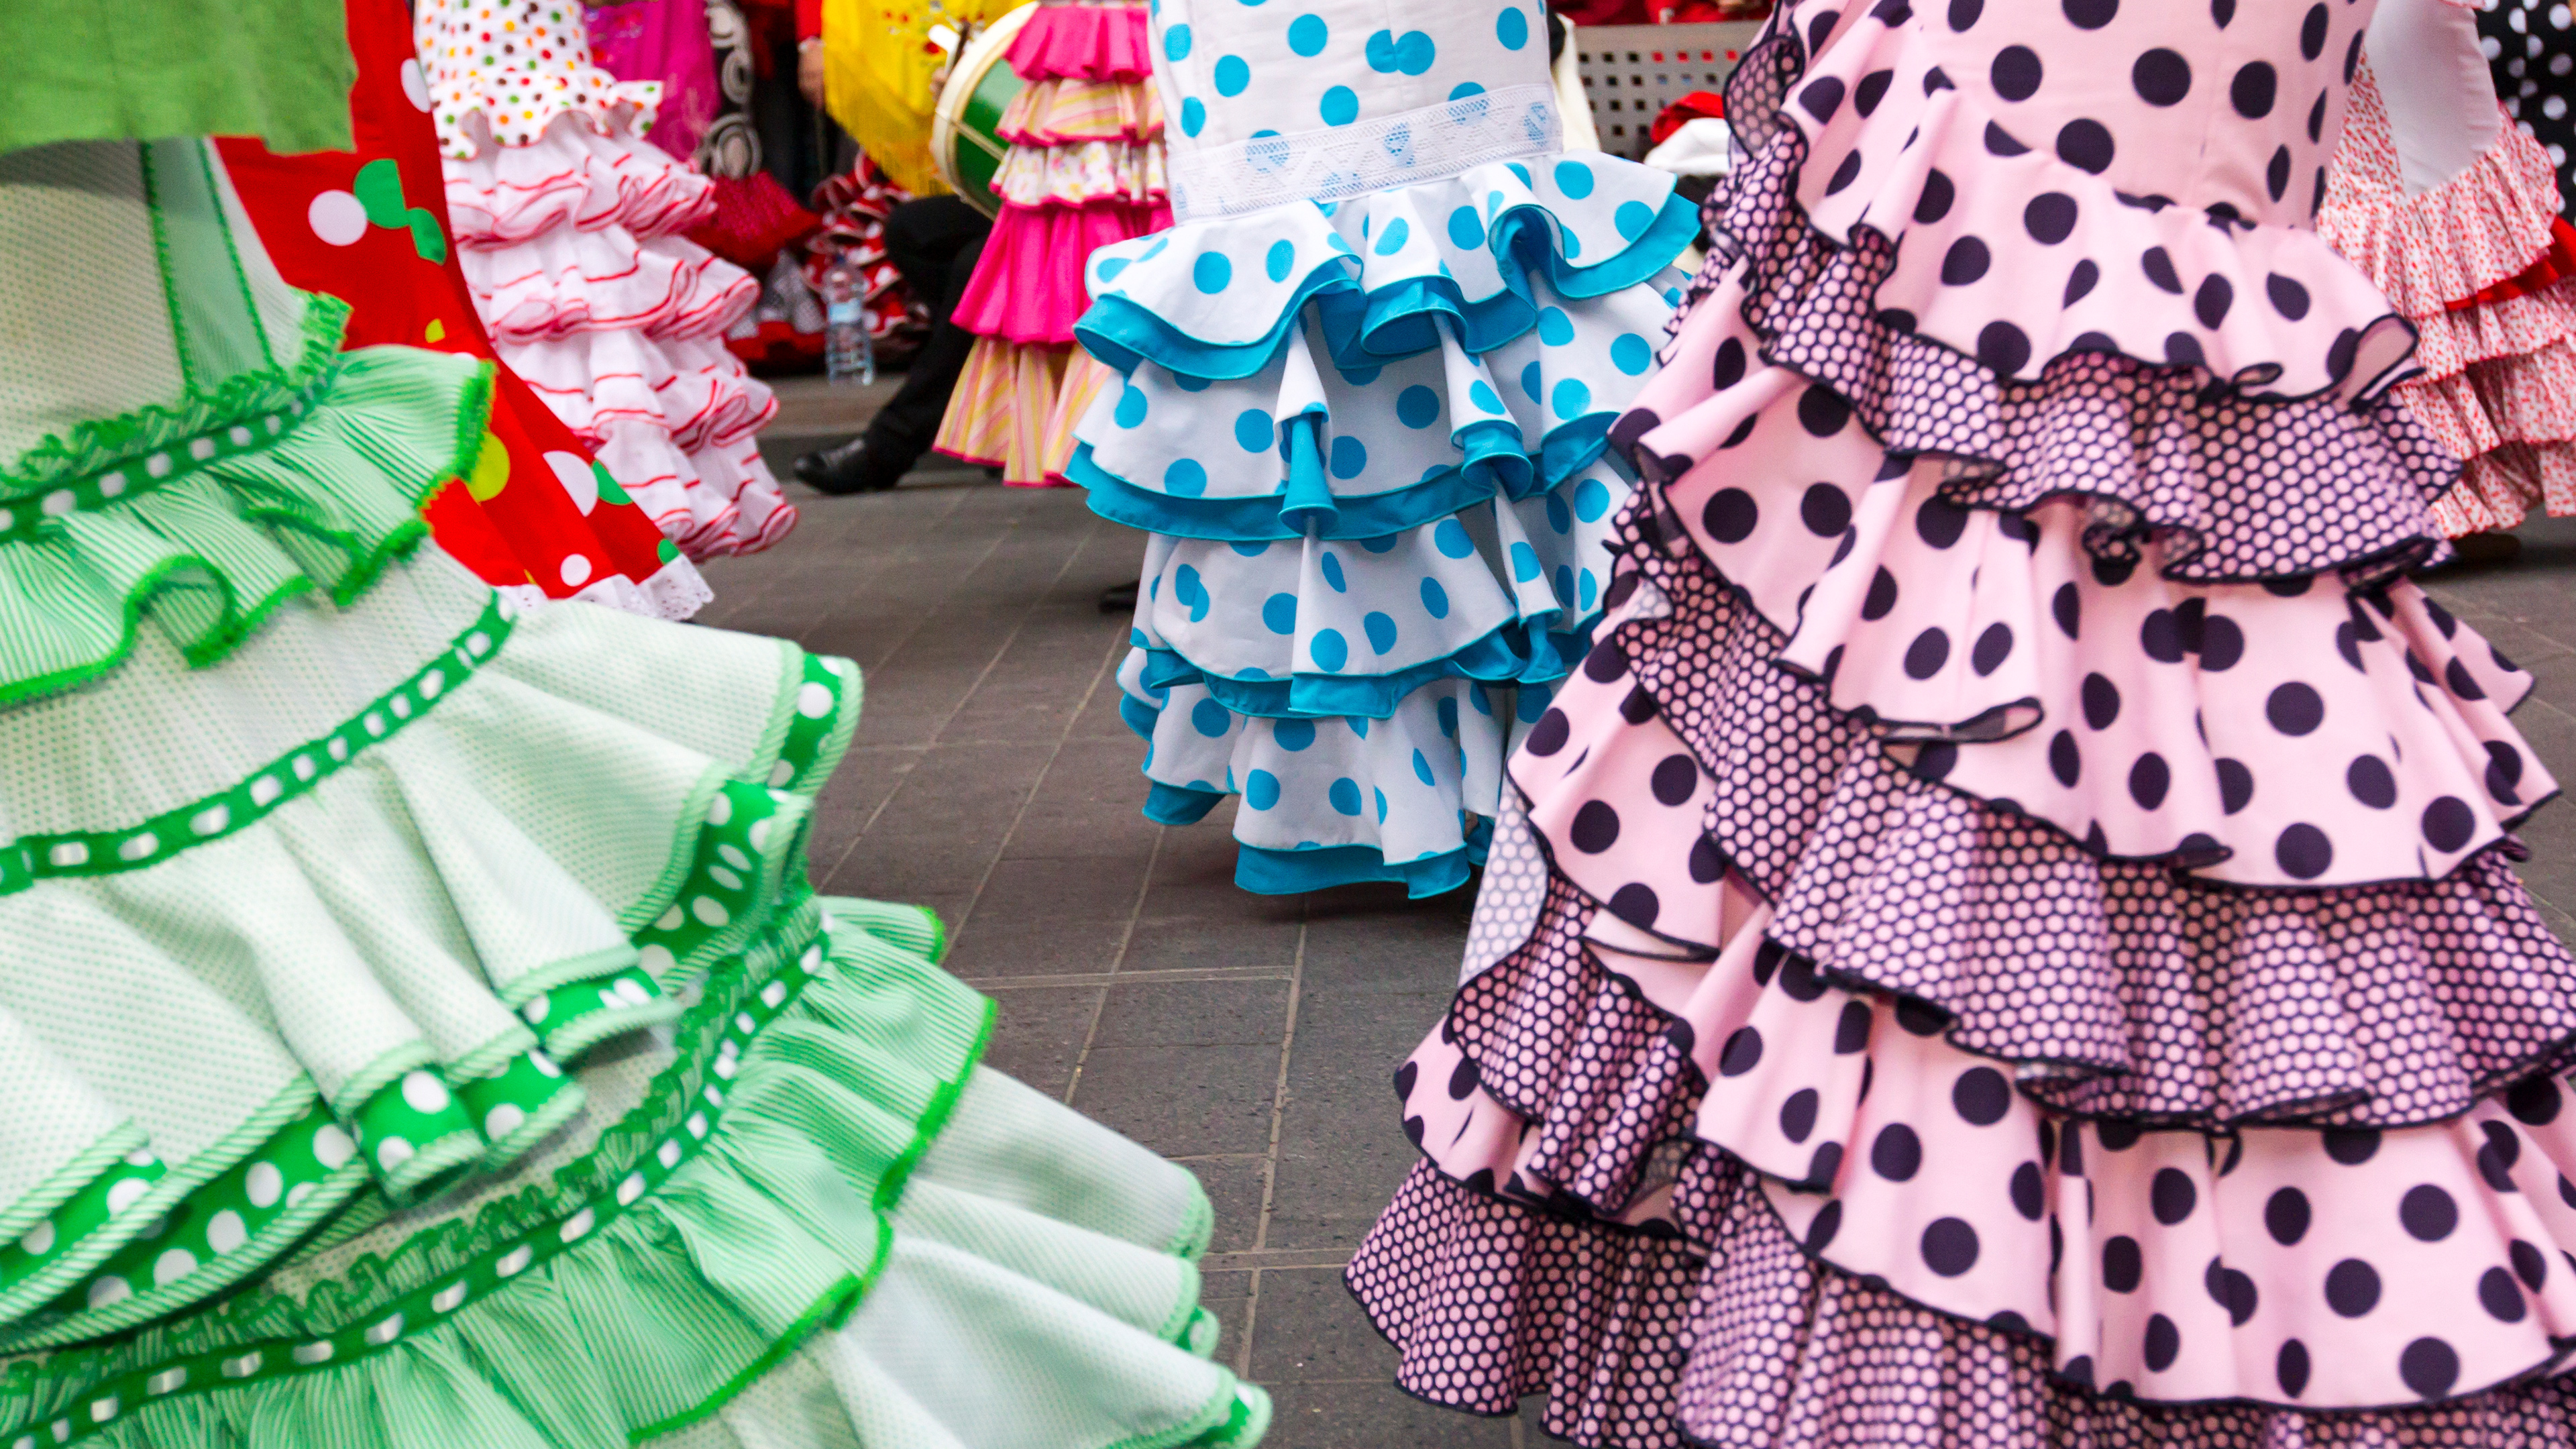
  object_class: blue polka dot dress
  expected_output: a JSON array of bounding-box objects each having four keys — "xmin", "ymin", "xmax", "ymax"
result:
[{"xmin": 1068, "ymin": 0, "xmax": 1698, "ymax": 896}]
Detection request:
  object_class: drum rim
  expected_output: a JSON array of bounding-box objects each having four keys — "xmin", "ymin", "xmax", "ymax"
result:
[{"xmin": 930, "ymin": 1, "xmax": 1040, "ymax": 216}]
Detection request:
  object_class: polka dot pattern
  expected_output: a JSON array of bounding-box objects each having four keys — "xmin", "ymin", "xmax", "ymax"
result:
[
  {"xmin": 416, "ymin": 0, "xmax": 663, "ymax": 159},
  {"xmin": 1571, "ymin": 533, "xmax": 2576, "ymax": 1127},
  {"xmin": 1145, "ymin": 0, "xmax": 1550, "ymax": 154},
  {"xmin": 1648, "ymin": 182, "xmax": 2455, "ymax": 591},
  {"xmin": 1460, "ymin": 779, "xmax": 1551, "ymax": 981},
  {"xmin": 2481, "ymin": 0, "xmax": 2576, "ymax": 217},
  {"xmin": 1347, "ymin": 1160, "xmax": 1700, "ymax": 1444},
  {"xmin": 1717, "ymin": 0, "xmax": 2417, "ymax": 402},
  {"xmin": 1122, "ymin": 661, "xmax": 1511, "ymax": 882}
]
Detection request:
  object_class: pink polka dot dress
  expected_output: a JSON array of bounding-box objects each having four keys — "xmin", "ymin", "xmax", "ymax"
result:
[{"xmin": 1344, "ymin": 0, "xmax": 2576, "ymax": 1443}]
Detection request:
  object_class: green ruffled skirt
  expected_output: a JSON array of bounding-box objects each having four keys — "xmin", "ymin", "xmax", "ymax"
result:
[{"xmin": 0, "ymin": 551, "xmax": 1268, "ymax": 1448}]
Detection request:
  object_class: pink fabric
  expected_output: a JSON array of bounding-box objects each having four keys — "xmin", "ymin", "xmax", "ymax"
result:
[
  {"xmin": 951, "ymin": 200, "xmax": 1170, "ymax": 343},
  {"xmin": 584, "ymin": 0, "xmax": 722, "ymax": 164},
  {"xmin": 1727, "ymin": 0, "xmax": 2413, "ymax": 401},
  {"xmin": 1006, "ymin": 3, "xmax": 1155, "ymax": 83}
]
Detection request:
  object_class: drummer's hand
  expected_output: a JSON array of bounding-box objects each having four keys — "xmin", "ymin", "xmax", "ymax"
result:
[{"xmin": 798, "ymin": 39, "xmax": 826, "ymax": 107}]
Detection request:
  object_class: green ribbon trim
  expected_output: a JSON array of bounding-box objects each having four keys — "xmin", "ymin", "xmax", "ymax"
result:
[
  {"xmin": 3, "ymin": 926, "xmax": 848, "ymax": 1446},
  {"xmin": 0, "ymin": 292, "xmax": 494, "ymax": 714},
  {"xmin": 2, "ymin": 296, "xmax": 347, "ymax": 500},
  {"xmin": 0, "ymin": 595, "xmax": 514, "ymax": 896}
]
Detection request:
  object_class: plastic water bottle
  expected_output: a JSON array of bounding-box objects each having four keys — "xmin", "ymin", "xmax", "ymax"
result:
[{"xmin": 822, "ymin": 258, "xmax": 875, "ymax": 385}]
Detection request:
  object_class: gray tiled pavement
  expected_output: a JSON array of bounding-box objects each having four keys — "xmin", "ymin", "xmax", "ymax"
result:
[{"xmin": 701, "ymin": 436, "xmax": 2576, "ymax": 1445}]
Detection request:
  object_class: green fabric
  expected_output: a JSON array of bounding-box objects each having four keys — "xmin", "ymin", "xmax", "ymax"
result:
[
  {"xmin": 0, "ymin": 595, "xmax": 1266, "ymax": 1442},
  {"xmin": 0, "ymin": 299, "xmax": 490, "ymax": 709},
  {"xmin": 0, "ymin": 1, "xmax": 355, "ymax": 158},
  {"xmin": 0, "ymin": 896, "xmax": 984, "ymax": 1442},
  {"xmin": 0, "ymin": 594, "xmax": 514, "ymax": 894}
]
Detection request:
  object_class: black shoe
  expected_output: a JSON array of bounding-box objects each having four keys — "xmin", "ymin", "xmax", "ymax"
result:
[
  {"xmin": 794, "ymin": 434, "xmax": 907, "ymax": 495},
  {"xmin": 1098, "ymin": 582, "xmax": 1138, "ymax": 612}
]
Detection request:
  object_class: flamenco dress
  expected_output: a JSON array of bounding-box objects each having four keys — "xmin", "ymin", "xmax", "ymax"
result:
[
  {"xmin": 1068, "ymin": 0, "xmax": 1701, "ymax": 896},
  {"xmin": 0, "ymin": 32, "xmax": 1268, "ymax": 1449},
  {"xmin": 419, "ymin": 0, "xmax": 798, "ymax": 561},
  {"xmin": 2319, "ymin": 0, "xmax": 2576, "ymax": 537},
  {"xmin": 1347, "ymin": 1, "xmax": 2576, "ymax": 1444},
  {"xmin": 221, "ymin": 0, "xmax": 714, "ymax": 621},
  {"xmin": 934, "ymin": 0, "xmax": 1171, "ymax": 488}
]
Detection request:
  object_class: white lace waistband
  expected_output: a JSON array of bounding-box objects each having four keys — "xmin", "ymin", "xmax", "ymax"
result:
[{"xmin": 1167, "ymin": 84, "xmax": 1563, "ymax": 222}]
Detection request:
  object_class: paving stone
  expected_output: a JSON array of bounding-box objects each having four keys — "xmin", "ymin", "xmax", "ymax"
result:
[
  {"xmin": 943, "ymin": 918, "xmax": 1130, "ymax": 980},
  {"xmin": 1093, "ymin": 979, "xmax": 1293, "ymax": 1049},
  {"xmin": 1071, "ymin": 1043, "xmax": 1280, "ymax": 1157},
  {"xmin": 1259, "ymin": 1383, "xmax": 1516, "ymax": 1449},
  {"xmin": 1185, "ymin": 1161, "xmax": 1271, "ymax": 1256},
  {"xmin": 1267, "ymin": 989, "xmax": 1452, "ymax": 1254},
  {"xmin": 977, "ymin": 985, "xmax": 1105, "ymax": 1099},
  {"xmin": 1196, "ymin": 1269, "xmax": 1255, "ymax": 1375},
  {"xmin": 975, "ymin": 855, "xmax": 1153, "ymax": 924},
  {"xmin": 1246, "ymin": 1267, "xmax": 1399, "ymax": 1384},
  {"xmin": 1122, "ymin": 916, "xmax": 1304, "ymax": 973}
]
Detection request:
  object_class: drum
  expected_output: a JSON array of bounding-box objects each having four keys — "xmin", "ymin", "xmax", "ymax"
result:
[{"xmin": 932, "ymin": 3, "xmax": 1038, "ymax": 219}]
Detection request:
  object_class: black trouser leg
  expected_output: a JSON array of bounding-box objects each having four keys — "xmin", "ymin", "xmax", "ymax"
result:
[{"xmin": 863, "ymin": 197, "xmax": 994, "ymax": 468}]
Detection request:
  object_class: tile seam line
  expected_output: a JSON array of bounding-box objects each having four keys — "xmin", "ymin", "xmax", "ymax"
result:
[
  {"xmin": 824, "ymin": 500, "xmax": 1097, "ymax": 892},
  {"xmin": 818, "ymin": 486, "xmax": 985, "ymax": 885},
  {"xmin": 1236, "ymin": 913, "xmax": 1309, "ymax": 1380}
]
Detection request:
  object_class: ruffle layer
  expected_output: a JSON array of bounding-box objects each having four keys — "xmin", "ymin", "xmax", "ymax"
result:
[
  {"xmin": 998, "ymin": 76, "xmax": 1164, "ymax": 147},
  {"xmin": 1347, "ymin": 1160, "xmax": 1700, "ymax": 1446},
  {"xmin": 2433, "ymin": 442, "xmax": 2576, "ymax": 536},
  {"xmin": 991, "ymin": 140, "xmax": 1167, "ymax": 210},
  {"xmin": 1532, "ymin": 537, "xmax": 2576, "ymax": 1124},
  {"xmin": 1723, "ymin": 0, "xmax": 2414, "ymax": 403},
  {"xmin": 1075, "ymin": 272, "xmax": 1674, "ymax": 543},
  {"xmin": 0, "ymin": 554, "xmax": 851, "ymax": 1342},
  {"xmin": 2409, "ymin": 276, "xmax": 2576, "ymax": 382},
  {"xmin": 1005, "ymin": 1, "xmax": 1154, "ymax": 84},
  {"xmin": 1120, "ymin": 662, "xmax": 1515, "ymax": 898},
  {"xmin": 2403, "ymin": 337, "xmax": 2576, "ymax": 470},
  {"xmin": 1628, "ymin": 325, "xmax": 2545, "ymax": 885},
  {"xmin": 441, "ymin": 113, "xmax": 714, "ymax": 248},
  {"xmin": 502, "ymin": 329, "xmax": 794, "ymax": 561},
  {"xmin": 1076, "ymin": 155, "xmax": 1695, "ymax": 382},
  {"xmin": 954, "ymin": 201, "xmax": 1171, "ymax": 347},
  {"xmin": 0, "ymin": 334, "xmax": 484, "ymax": 711},
  {"xmin": 1627, "ymin": 266, "xmax": 2453, "ymax": 590},
  {"xmin": 932, "ymin": 337, "xmax": 1075, "ymax": 486},
  {"xmin": 2319, "ymin": 69, "xmax": 2567, "ymax": 317},
  {"xmin": 1127, "ymin": 477, "xmax": 1625, "ymax": 718},
  {"xmin": 0, "ymin": 898, "xmax": 1269, "ymax": 1449},
  {"xmin": 1678, "ymin": 1175, "xmax": 2576, "ymax": 1449},
  {"xmin": 462, "ymin": 227, "xmax": 758, "ymax": 345}
]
